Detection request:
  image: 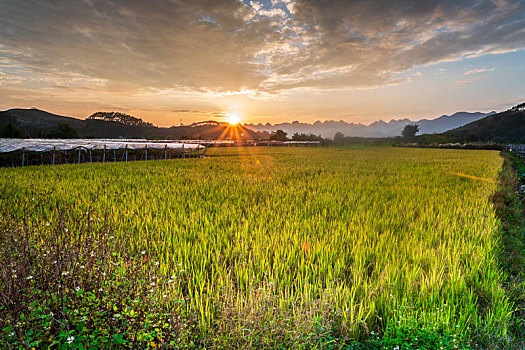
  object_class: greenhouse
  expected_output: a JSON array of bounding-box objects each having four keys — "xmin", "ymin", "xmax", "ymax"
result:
[{"xmin": 0, "ymin": 139, "xmax": 207, "ymax": 167}]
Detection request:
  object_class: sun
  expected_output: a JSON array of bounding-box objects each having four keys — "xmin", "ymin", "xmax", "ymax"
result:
[{"xmin": 227, "ymin": 113, "xmax": 241, "ymax": 125}]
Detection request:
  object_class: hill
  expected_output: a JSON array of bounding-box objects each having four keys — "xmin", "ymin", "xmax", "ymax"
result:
[
  {"xmin": 0, "ymin": 108, "xmax": 263, "ymax": 140},
  {"xmin": 441, "ymin": 104, "xmax": 525, "ymax": 143},
  {"xmin": 246, "ymin": 111, "xmax": 493, "ymax": 138}
]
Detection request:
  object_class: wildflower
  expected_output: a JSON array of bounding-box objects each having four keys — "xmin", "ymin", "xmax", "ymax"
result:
[
  {"xmin": 98, "ymin": 288, "xmax": 103, "ymax": 291},
  {"xmin": 154, "ymin": 261, "xmax": 159, "ymax": 266},
  {"xmin": 149, "ymin": 289, "xmax": 154, "ymax": 293},
  {"xmin": 10, "ymin": 332, "xmax": 15, "ymax": 337},
  {"xmin": 75, "ymin": 287, "xmax": 80, "ymax": 291},
  {"xmin": 171, "ymin": 275, "xmax": 176, "ymax": 279},
  {"xmin": 102, "ymin": 272, "xmax": 107, "ymax": 276},
  {"xmin": 150, "ymin": 282, "xmax": 156, "ymax": 286},
  {"xmin": 46, "ymin": 222, "xmax": 50, "ymax": 226},
  {"xmin": 67, "ymin": 336, "xmax": 74, "ymax": 344},
  {"xmin": 49, "ymin": 312, "xmax": 54, "ymax": 317},
  {"xmin": 26, "ymin": 275, "xmax": 33, "ymax": 280},
  {"xmin": 168, "ymin": 279, "xmax": 173, "ymax": 283},
  {"xmin": 80, "ymin": 265, "xmax": 85, "ymax": 269},
  {"xmin": 64, "ymin": 228, "xmax": 68, "ymax": 232},
  {"xmin": 163, "ymin": 294, "xmax": 167, "ymax": 298},
  {"xmin": 61, "ymin": 271, "xmax": 69, "ymax": 276},
  {"xmin": 141, "ymin": 251, "xmax": 146, "ymax": 255},
  {"xmin": 109, "ymin": 236, "xmax": 114, "ymax": 239},
  {"xmin": 12, "ymin": 274, "xmax": 17, "ymax": 278}
]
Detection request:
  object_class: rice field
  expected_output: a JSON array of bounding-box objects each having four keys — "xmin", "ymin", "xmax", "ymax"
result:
[{"xmin": 0, "ymin": 147, "xmax": 515, "ymax": 348}]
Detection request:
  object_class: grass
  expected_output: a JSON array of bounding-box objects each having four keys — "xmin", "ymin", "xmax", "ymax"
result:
[{"xmin": 0, "ymin": 146, "xmax": 520, "ymax": 348}]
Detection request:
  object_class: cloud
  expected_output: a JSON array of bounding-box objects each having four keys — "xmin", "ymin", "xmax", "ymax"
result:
[
  {"xmin": 0, "ymin": 0, "xmax": 523, "ymax": 98},
  {"xmin": 464, "ymin": 67, "xmax": 496, "ymax": 75}
]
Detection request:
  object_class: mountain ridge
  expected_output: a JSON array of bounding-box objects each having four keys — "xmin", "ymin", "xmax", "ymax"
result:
[{"xmin": 246, "ymin": 111, "xmax": 495, "ymax": 138}]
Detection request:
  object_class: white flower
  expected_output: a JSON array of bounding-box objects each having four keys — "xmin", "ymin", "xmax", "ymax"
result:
[
  {"xmin": 61, "ymin": 271, "xmax": 69, "ymax": 276},
  {"xmin": 109, "ymin": 236, "xmax": 114, "ymax": 239},
  {"xmin": 168, "ymin": 279, "xmax": 173, "ymax": 283},
  {"xmin": 154, "ymin": 261, "xmax": 159, "ymax": 266},
  {"xmin": 26, "ymin": 275, "xmax": 33, "ymax": 280},
  {"xmin": 170, "ymin": 275, "xmax": 176, "ymax": 279},
  {"xmin": 98, "ymin": 288, "xmax": 103, "ymax": 292},
  {"xmin": 46, "ymin": 222, "xmax": 50, "ymax": 226},
  {"xmin": 49, "ymin": 312, "xmax": 54, "ymax": 317},
  {"xmin": 80, "ymin": 265, "xmax": 85, "ymax": 269},
  {"xmin": 149, "ymin": 289, "xmax": 154, "ymax": 293},
  {"xmin": 163, "ymin": 294, "xmax": 167, "ymax": 298},
  {"xmin": 75, "ymin": 287, "xmax": 80, "ymax": 291},
  {"xmin": 67, "ymin": 336, "xmax": 74, "ymax": 344},
  {"xmin": 12, "ymin": 274, "xmax": 17, "ymax": 278},
  {"xmin": 64, "ymin": 228, "xmax": 68, "ymax": 232},
  {"xmin": 102, "ymin": 272, "xmax": 107, "ymax": 276},
  {"xmin": 141, "ymin": 251, "xmax": 146, "ymax": 255},
  {"xmin": 150, "ymin": 282, "xmax": 156, "ymax": 286}
]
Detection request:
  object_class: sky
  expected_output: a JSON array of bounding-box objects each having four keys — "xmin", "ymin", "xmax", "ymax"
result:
[{"xmin": 0, "ymin": 0, "xmax": 524, "ymax": 126}]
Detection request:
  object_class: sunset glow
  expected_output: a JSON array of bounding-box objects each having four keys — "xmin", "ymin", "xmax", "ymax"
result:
[
  {"xmin": 0, "ymin": 1, "xmax": 524, "ymax": 125},
  {"xmin": 227, "ymin": 114, "xmax": 241, "ymax": 126}
]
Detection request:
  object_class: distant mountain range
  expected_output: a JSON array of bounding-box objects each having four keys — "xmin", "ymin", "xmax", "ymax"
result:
[
  {"xmin": 0, "ymin": 108, "xmax": 263, "ymax": 140},
  {"xmin": 1, "ymin": 107, "xmax": 516, "ymax": 141},
  {"xmin": 246, "ymin": 112, "xmax": 495, "ymax": 138}
]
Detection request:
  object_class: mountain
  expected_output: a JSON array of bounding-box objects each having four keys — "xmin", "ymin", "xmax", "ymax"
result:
[
  {"xmin": 442, "ymin": 104, "xmax": 525, "ymax": 143},
  {"xmin": 0, "ymin": 108, "xmax": 264, "ymax": 140},
  {"xmin": 246, "ymin": 112, "xmax": 494, "ymax": 138}
]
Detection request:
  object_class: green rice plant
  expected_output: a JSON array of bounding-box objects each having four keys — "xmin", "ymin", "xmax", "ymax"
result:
[{"xmin": 0, "ymin": 147, "xmax": 515, "ymax": 348}]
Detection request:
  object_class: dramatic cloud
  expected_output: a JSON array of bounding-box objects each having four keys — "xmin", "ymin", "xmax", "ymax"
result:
[{"xmin": 0, "ymin": 0, "xmax": 524, "ymax": 124}]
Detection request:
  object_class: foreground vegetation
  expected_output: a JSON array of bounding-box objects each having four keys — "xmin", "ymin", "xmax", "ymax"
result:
[{"xmin": 0, "ymin": 147, "xmax": 521, "ymax": 348}]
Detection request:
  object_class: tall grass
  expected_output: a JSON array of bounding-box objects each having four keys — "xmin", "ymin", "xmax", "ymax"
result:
[{"xmin": 0, "ymin": 147, "xmax": 512, "ymax": 348}]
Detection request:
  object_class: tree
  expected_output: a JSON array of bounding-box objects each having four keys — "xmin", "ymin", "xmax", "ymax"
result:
[
  {"xmin": 45, "ymin": 123, "xmax": 80, "ymax": 139},
  {"xmin": 333, "ymin": 132, "xmax": 346, "ymax": 144},
  {"xmin": 269, "ymin": 129, "xmax": 288, "ymax": 141},
  {"xmin": 0, "ymin": 122, "xmax": 25, "ymax": 138},
  {"xmin": 401, "ymin": 124, "xmax": 419, "ymax": 138},
  {"xmin": 87, "ymin": 111, "xmax": 153, "ymax": 127}
]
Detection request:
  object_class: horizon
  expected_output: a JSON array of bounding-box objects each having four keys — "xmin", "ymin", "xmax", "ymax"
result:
[
  {"xmin": 1, "ymin": 1, "xmax": 524, "ymax": 126},
  {"xmin": 1, "ymin": 106, "xmax": 500, "ymax": 128}
]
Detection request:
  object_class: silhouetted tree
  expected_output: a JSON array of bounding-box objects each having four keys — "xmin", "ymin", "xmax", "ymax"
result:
[
  {"xmin": 0, "ymin": 122, "xmax": 25, "ymax": 138},
  {"xmin": 333, "ymin": 132, "xmax": 345, "ymax": 144},
  {"xmin": 401, "ymin": 124, "xmax": 419, "ymax": 138},
  {"xmin": 45, "ymin": 123, "xmax": 80, "ymax": 139},
  {"xmin": 269, "ymin": 129, "xmax": 288, "ymax": 141},
  {"xmin": 87, "ymin": 111, "xmax": 153, "ymax": 127}
]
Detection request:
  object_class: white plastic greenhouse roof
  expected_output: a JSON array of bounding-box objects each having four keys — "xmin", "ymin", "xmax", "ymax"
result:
[{"xmin": 0, "ymin": 139, "xmax": 205, "ymax": 153}]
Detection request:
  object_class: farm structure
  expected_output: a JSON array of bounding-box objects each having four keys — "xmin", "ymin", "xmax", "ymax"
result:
[
  {"xmin": 508, "ymin": 144, "xmax": 525, "ymax": 159},
  {"xmin": 0, "ymin": 139, "xmax": 207, "ymax": 167}
]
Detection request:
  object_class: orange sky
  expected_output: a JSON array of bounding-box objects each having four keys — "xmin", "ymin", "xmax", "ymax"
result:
[{"xmin": 1, "ymin": 0, "xmax": 524, "ymax": 126}]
